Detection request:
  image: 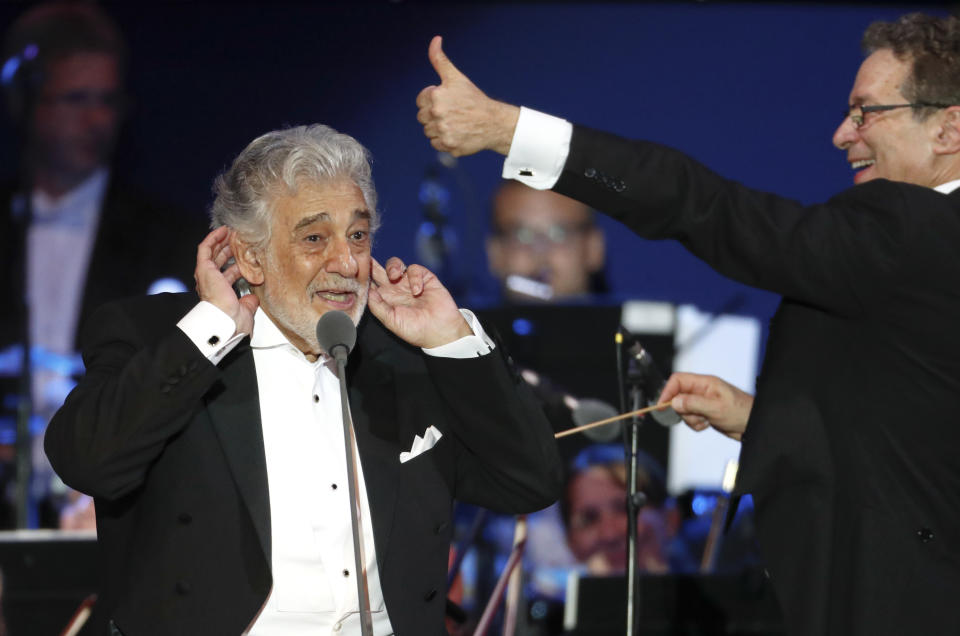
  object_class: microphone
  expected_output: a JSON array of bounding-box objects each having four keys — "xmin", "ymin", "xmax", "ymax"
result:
[
  {"xmin": 629, "ymin": 343, "xmax": 682, "ymax": 427},
  {"xmin": 316, "ymin": 310, "xmax": 357, "ymax": 364},
  {"xmin": 519, "ymin": 367, "xmax": 620, "ymax": 440},
  {"xmin": 315, "ymin": 309, "xmax": 373, "ymax": 635},
  {"xmin": 571, "ymin": 398, "xmax": 621, "ymax": 442}
]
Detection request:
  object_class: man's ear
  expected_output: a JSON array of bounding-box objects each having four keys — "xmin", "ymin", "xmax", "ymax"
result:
[
  {"xmin": 230, "ymin": 230, "xmax": 265, "ymax": 286},
  {"xmin": 933, "ymin": 106, "xmax": 960, "ymax": 155}
]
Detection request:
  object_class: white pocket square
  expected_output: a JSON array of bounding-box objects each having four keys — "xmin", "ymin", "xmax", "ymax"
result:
[{"xmin": 399, "ymin": 425, "xmax": 443, "ymax": 463}]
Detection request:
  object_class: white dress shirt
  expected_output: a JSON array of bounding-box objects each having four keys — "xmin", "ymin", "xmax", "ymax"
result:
[
  {"xmin": 177, "ymin": 302, "xmax": 493, "ymax": 635},
  {"xmin": 26, "ymin": 168, "xmax": 108, "ymax": 417}
]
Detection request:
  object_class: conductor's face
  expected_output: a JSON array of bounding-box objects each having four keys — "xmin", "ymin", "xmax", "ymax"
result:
[
  {"xmin": 833, "ymin": 49, "xmax": 943, "ymax": 187},
  {"xmin": 252, "ymin": 179, "xmax": 372, "ymax": 355}
]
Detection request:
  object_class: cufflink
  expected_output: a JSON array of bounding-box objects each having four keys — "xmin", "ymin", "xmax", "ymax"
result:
[
  {"xmin": 519, "ymin": 169, "xmax": 533, "ymax": 177},
  {"xmin": 208, "ymin": 335, "xmax": 220, "ymax": 346}
]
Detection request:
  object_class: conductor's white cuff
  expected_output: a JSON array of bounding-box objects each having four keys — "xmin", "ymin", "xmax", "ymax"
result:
[{"xmin": 502, "ymin": 106, "xmax": 572, "ymax": 190}]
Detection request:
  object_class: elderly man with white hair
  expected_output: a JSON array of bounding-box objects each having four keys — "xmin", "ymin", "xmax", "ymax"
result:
[{"xmin": 46, "ymin": 124, "xmax": 562, "ymax": 635}]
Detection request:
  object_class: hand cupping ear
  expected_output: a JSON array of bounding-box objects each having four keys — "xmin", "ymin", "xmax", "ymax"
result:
[{"xmin": 367, "ymin": 257, "xmax": 471, "ymax": 349}]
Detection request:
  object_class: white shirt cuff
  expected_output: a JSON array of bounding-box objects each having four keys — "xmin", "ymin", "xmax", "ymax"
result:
[
  {"xmin": 177, "ymin": 301, "xmax": 245, "ymax": 365},
  {"xmin": 422, "ymin": 309, "xmax": 495, "ymax": 359},
  {"xmin": 501, "ymin": 106, "xmax": 573, "ymax": 190}
]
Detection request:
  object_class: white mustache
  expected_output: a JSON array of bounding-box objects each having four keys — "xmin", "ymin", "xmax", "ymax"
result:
[{"xmin": 309, "ymin": 277, "xmax": 366, "ymax": 296}]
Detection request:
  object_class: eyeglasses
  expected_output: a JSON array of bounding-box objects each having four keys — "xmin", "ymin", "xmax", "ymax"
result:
[
  {"xmin": 494, "ymin": 221, "xmax": 593, "ymax": 248},
  {"xmin": 40, "ymin": 89, "xmax": 125, "ymax": 112},
  {"xmin": 845, "ymin": 102, "xmax": 953, "ymax": 128}
]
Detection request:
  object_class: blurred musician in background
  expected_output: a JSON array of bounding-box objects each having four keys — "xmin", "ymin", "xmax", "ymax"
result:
[
  {"xmin": 0, "ymin": 1, "xmax": 204, "ymax": 528},
  {"xmin": 486, "ymin": 181, "xmax": 606, "ymax": 303}
]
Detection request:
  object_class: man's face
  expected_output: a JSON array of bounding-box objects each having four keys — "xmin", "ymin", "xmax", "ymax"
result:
[
  {"xmin": 565, "ymin": 466, "xmax": 667, "ymax": 574},
  {"xmin": 487, "ymin": 185, "xmax": 604, "ymax": 301},
  {"xmin": 833, "ymin": 49, "xmax": 941, "ymax": 186},
  {"xmin": 32, "ymin": 52, "xmax": 122, "ymax": 184},
  {"xmin": 251, "ymin": 179, "xmax": 372, "ymax": 356}
]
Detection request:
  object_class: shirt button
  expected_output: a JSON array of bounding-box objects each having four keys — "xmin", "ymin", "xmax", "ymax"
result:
[
  {"xmin": 917, "ymin": 527, "xmax": 935, "ymax": 543},
  {"xmin": 331, "ymin": 483, "xmax": 338, "ymax": 490},
  {"xmin": 584, "ymin": 168, "xmax": 596, "ymax": 178},
  {"xmin": 343, "ymin": 569, "xmax": 350, "ymax": 577},
  {"xmin": 313, "ymin": 394, "xmax": 319, "ymax": 403}
]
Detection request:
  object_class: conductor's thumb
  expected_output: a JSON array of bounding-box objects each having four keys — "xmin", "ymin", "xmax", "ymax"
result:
[{"xmin": 428, "ymin": 35, "xmax": 464, "ymax": 83}]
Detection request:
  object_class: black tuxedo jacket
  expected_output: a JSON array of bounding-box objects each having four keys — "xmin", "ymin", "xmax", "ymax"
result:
[
  {"xmin": 45, "ymin": 293, "xmax": 562, "ymax": 635},
  {"xmin": 0, "ymin": 178, "xmax": 205, "ymax": 351},
  {"xmin": 553, "ymin": 126, "xmax": 960, "ymax": 636}
]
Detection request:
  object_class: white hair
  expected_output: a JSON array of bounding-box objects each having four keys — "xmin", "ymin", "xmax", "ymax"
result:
[{"xmin": 210, "ymin": 124, "xmax": 380, "ymax": 250}]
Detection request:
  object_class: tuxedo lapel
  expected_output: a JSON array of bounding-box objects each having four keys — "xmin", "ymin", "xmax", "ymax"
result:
[
  {"xmin": 197, "ymin": 317, "xmax": 406, "ymax": 574},
  {"xmin": 205, "ymin": 341, "xmax": 272, "ymax": 564},
  {"xmin": 348, "ymin": 326, "xmax": 401, "ymax": 568}
]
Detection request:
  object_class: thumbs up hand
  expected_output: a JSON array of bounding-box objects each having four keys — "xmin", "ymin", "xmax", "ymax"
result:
[{"xmin": 416, "ymin": 36, "xmax": 520, "ymax": 157}]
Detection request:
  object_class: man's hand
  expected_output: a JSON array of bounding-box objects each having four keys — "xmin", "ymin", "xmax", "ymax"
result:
[
  {"xmin": 417, "ymin": 35, "xmax": 521, "ymax": 157},
  {"xmin": 657, "ymin": 372, "xmax": 754, "ymax": 442},
  {"xmin": 367, "ymin": 257, "xmax": 471, "ymax": 349},
  {"xmin": 194, "ymin": 227, "xmax": 259, "ymax": 336}
]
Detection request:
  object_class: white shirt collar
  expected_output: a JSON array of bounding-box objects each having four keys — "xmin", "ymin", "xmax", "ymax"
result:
[
  {"xmin": 32, "ymin": 167, "xmax": 110, "ymax": 221},
  {"xmin": 249, "ymin": 306, "xmax": 331, "ymax": 365},
  {"xmin": 934, "ymin": 178, "xmax": 960, "ymax": 195}
]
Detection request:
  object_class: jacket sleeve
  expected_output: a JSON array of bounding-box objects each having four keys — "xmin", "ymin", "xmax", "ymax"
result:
[
  {"xmin": 423, "ymin": 344, "xmax": 563, "ymax": 515},
  {"xmin": 45, "ymin": 297, "xmax": 222, "ymax": 500},
  {"xmin": 555, "ymin": 125, "xmax": 915, "ymax": 318}
]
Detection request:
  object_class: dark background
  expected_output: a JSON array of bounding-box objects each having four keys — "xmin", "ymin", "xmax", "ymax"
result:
[
  {"xmin": 1, "ymin": 0, "xmax": 952, "ymax": 354},
  {"xmin": 1, "ymin": 3, "xmax": 953, "ymax": 631}
]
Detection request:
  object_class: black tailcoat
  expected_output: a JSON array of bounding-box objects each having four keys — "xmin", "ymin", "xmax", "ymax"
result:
[
  {"xmin": 553, "ymin": 126, "xmax": 960, "ymax": 636},
  {"xmin": 46, "ymin": 293, "xmax": 562, "ymax": 635}
]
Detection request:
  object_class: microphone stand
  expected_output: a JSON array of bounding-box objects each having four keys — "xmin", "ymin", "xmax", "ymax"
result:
[
  {"xmin": 13, "ymin": 183, "xmax": 33, "ymax": 530},
  {"xmin": 446, "ymin": 507, "xmax": 487, "ymax": 589},
  {"xmin": 473, "ymin": 516, "xmax": 527, "ymax": 636},
  {"xmin": 616, "ymin": 329, "xmax": 648, "ymax": 636},
  {"xmin": 11, "ymin": 72, "xmax": 39, "ymax": 531},
  {"xmin": 331, "ymin": 345, "xmax": 374, "ymax": 636},
  {"xmin": 415, "ymin": 164, "xmax": 458, "ymax": 295}
]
